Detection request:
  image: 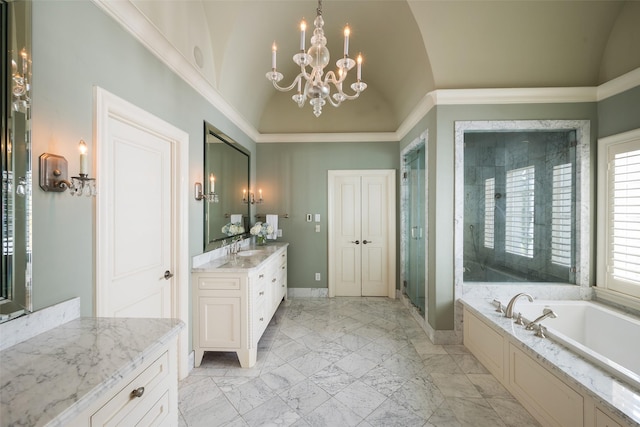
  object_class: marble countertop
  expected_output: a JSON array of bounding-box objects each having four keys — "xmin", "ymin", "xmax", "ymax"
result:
[
  {"xmin": 192, "ymin": 242, "xmax": 288, "ymax": 273},
  {"xmin": 459, "ymin": 297, "xmax": 640, "ymax": 426},
  {"xmin": 0, "ymin": 316, "xmax": 183, "ymax": 427}
]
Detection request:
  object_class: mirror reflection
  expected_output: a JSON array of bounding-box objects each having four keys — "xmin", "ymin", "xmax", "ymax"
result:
[
  {"xmin": 1, "ymin": 0, "xmax": 33, "ymax": 322},
  {"xmin": 463, "ymin": 130, "xmax": 577, "ymax": 283},
  {"xmin": 204, "ymin": 122, "xmax": 250, "ymax": 251}
]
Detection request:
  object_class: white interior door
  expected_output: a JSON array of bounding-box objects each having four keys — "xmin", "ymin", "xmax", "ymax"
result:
[
  {"xmin": 95, "ymin": 87, "xmax": 190, "ymax": 379},
  {"xmin": 104, "ymin": 118, "xmax": 172, "ymax": 317},
  {"xmin": 332, "ymin": 175, "xmax": 362, "ymax": 296},
  {"xmin": 361, "ymin": 175, "xmax": 390, "ymax": 296},
  {"xmin": 328, "ymin": 170, "xmax": 395, "ymax": 298}
]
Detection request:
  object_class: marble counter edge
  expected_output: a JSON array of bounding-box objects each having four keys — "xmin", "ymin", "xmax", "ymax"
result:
[
  {"xmin": 51, "ymin": 318, "xmax": 185, "ymax": 427},
  {"xmin": 458, "ymin": 297, "xmax": 640, "ymax": 426},
  {"xmin": 0, "ymin": 317, "xmax": 184, "ymax": 427},
  {"xmin": 192, "ymin": 242, "xmax": 289, "ymax": 273}
]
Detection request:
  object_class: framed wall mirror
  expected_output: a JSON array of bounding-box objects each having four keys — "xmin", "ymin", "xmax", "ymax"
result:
[
  {"xmin": 1, "ymin": 0, "xmax": 33, "ymax": 323},
  {"xmin": 203, "ymin": 122, "xmax": 250, "ymax": 252}
]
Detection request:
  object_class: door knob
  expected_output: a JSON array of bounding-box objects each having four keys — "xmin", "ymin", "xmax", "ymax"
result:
[
  {"xmin": 363, "ymin": 240, "xmax": 372, "ymax": 244},
  {"xmin": 163, "ymin": 270, "xmax": 174, "ymax": 280},
  {"xmin": 351, "ymin": 240, "xmax": 360, "ymax": 244}
]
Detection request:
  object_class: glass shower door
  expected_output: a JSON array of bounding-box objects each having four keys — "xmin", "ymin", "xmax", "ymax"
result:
[{"xmin": 406, "ymin": 148, "xmax": 426, "ymax": 315}]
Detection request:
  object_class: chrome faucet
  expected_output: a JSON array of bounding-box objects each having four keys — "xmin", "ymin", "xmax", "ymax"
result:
[
  {"xmin": 504, "ymin": 293, "xmax": 533, "ymax": 318},
  {"xmin": 525, "ymin": 307, "xmax": 558, "ymax": 330}
]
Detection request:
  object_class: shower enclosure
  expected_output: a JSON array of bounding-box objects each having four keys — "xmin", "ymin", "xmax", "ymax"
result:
[
  {"xmin": 404, "ymin": 146, "xmax": 426, "ymax": 313},
  {"xmin": 463, "ymin": 130, "xmax": 577, "ymax": 283}
]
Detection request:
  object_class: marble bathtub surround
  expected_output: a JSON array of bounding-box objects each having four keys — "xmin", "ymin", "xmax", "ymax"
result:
[
  {"xmin": 178, "ymin": 297, "xmax": 540, "ymax": 427},
  {"xmin": 460, "ymin": 297, "xmax": 640, "ymax": 426},
  {"xmin": 0, "ymin": 316, "xmax": 184, "ymax": 427}
]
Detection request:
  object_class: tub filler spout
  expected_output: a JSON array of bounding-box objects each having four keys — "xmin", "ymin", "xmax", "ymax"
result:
[{"xmin": 504, "ymin": 292, "xmax": 533, "ymax": 318}]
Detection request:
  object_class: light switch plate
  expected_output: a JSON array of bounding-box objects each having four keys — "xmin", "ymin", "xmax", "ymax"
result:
[
  {"xmin": 314, "ymin": 214, "xmax": 320, "ymax": 222},
  {"xmin": 277, "ymin": 229, "xmax": 282, "ymax": 237},
  {"xmin": 315, "ymin": 224, "xmax": 320, "ymax": 232}
]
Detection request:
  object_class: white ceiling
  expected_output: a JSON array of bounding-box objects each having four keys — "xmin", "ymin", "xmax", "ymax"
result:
[{"xmin": 129, "ymin": 0, "xmax": 640, "ymax": 136}]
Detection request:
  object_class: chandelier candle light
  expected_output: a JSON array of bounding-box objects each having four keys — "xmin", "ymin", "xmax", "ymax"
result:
[{"xmin": 266, "ymin": 0, "xmax": 367, "ymax": 117}]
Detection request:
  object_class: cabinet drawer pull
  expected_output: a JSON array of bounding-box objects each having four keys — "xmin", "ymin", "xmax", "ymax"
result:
[
  {"xmin": 259, "ymin": 274, "xmax": 264, "ymax": 278},
  {"xmin": 131, "ymin": 387, "xmax": 145, "ymax": 399},
  {"xmin": 272, "ymin": 278, "xmax": 277, "ymax": 283},
  {"xmin": 259, "ymin": 291, "xmax": 264, "ymax": 296},
  {"xmin": 260, "ymin": 317, "xmax": 264, "ymax": 321},
  {"xmin": 281, "ymin": 266, "xmax": 285, "ymax": 270}
]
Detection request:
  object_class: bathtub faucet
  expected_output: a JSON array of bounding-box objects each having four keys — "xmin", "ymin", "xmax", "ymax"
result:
[
  {"xmin": 525, "ymin": 307, "xmax": 558, "ymax": 330},
  {"xmin": 504, "ymin": 293, "xmax": 534, "ymax": 318}
]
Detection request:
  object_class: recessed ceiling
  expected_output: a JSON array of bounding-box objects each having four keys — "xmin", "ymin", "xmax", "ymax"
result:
[{"xmin": 129, "ymin": 0, "xmax": 640, "ymax": 136}]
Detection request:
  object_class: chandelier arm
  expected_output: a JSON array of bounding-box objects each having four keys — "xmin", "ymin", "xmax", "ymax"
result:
[{"xmin": 271, "ymin": 74, "xmax": 304, "ymax": 93}]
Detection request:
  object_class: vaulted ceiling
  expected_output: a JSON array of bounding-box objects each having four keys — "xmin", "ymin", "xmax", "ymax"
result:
[{"xmin": 127, "ymin": 0, "xmax": 640, "ymax": 136}]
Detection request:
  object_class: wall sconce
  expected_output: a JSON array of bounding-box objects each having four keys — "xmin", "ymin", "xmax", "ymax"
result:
[
  {"xmin": 194, "ymin": 173, "xmax": 219, "ymax": 202},
  {"xmin": 242, "ymin": 188, "xmax": 263, "ymax": 204},
  {"xmin": 39, "ymin": 140, "xmax": 96, "ymax": 196}
]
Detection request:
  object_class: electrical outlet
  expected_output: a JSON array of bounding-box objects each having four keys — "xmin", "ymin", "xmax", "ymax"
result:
[
  {"xmin": 315, "ymin": 224, "xmax": 320, "ymax": 233},
  {"xmin": 315, "ymin": 273, "xmax": 321, "ymax": 281},
  {"xmin": 277, "ymin": 229, "xmax": 282, "ymax": 237}
]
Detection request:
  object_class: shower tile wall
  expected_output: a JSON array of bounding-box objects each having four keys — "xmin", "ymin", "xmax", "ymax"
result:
[{"xmin": 463, "ymin": 131, "xmax": 576, "ymax": 283}]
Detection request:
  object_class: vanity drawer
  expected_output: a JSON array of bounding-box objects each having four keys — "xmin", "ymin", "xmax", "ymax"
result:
[
  {"xmin": 197, "ymin": 274, "xmax": 241, "ymax": 290},
  {"xmin": 253, "ymin": 300, "xmax": 268, "ymax": 340},
  {"xmin": 91, "ymin": 351, "xmax": 171, "ymax": 426}
]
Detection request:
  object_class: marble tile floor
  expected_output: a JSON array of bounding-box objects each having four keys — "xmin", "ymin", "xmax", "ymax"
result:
[{"xmin": 178, "ymin": 297, "xmax": 540, "ymax": 427}]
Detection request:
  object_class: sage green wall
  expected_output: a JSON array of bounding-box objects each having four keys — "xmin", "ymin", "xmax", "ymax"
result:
[
  {"xmin": 256, "ymin": 142, "xmax": 399, "ymax": 290},
  {"xmin": 31, "ymin": 1, "xmax": 254, "ymax": 317},
  {"xmin": 598, "ymin": 85, "xmax": 640, "ymax": 138},
  {"xmin": 400, "ymin": 102, "xmax": 599, "ymax": 331}
]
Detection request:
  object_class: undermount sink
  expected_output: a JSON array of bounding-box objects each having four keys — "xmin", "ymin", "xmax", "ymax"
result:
[{"xmin": 237, "ymin": 250, "xmax": 265, "ymax": 257}]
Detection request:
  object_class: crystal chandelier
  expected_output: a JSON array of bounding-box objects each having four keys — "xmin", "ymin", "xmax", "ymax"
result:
[{"xmin": 265, "ymin": 0, "xmax": 367, "ymax": 117}]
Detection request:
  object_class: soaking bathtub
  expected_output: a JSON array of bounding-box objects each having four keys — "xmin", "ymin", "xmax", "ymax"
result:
[
  {"xmin": 515, "ymin": 300, "xmax": 640, "ymax": 391},
  {"xmin": 460, "ymin": 297, "xmax": 640, "ymax": 426}
]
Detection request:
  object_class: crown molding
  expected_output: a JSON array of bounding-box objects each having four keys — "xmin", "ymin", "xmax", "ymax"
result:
[
  {"xmin": 90, "ymin": 0, "xmax": 640, "ymax": 145},
  {"xmin": 597, "ymin": 67, "xmax": 640, "ymax": 101},
  {"xmin": 91, "ymin": 0, "xmax": 260, "ymax": 143},
  {"xmin": 256, "ymin": 132, "xmax": 398, "ymax": 144}
]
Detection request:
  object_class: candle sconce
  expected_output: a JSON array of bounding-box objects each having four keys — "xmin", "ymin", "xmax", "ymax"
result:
[
  {"xmin": 242, "ymin": 190, "xmax": 263, "ymax": 205},
  {"xmin": 194, "ymin": 182, "xmax": 219, "ymax": 202},
  {"xmin": 39, "ymin": 141, "xmax": 97, "ymax": 197}
]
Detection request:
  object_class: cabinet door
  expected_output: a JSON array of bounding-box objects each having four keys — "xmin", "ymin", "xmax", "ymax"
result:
[
  {"xmin": 198, "ymin": 296, "xmax": 241, "ymax": 349},
  {"xmin": 509, "ymin": 344, "xmax": 583, "ymax": 427}
]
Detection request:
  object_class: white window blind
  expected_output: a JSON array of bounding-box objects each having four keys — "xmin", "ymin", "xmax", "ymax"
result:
[
  {"xmin": 551, "ymin": 164, "xmax": 572, "ymax": 267},
  {"xmin": 506, "ymin": 166, "xmax": 535, "ymax": 258},
  {"xmin": 609, "ymin": 148, "xmax": 640, "ymax": 284},
  {"xmin": 484, "ymin": 178, "xmax": 495, "ymax": 249}
]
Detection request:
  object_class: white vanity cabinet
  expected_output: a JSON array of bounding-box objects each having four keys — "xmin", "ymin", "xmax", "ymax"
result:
[
  {"xmin": 192, "ymin": 244, "xmax": 288, "ymax": 368},
  {"xmin": 0, "ymin": 317, "xmax": 183, "ymax": 427}
]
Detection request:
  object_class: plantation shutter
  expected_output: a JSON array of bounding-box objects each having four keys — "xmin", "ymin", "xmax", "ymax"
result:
[
  {"xmin": 551, "ymin": 164, "xmax": 573, "ymax": 267},
  {"xmin": 505, "ymin": 166, "xmax": 535, "ymax": 258},
  {"xmin": 607, "ymin": 145, "xmax": 640, "ymax": 287},
  {"xmin": 484, "ymin": 178, "xmax": 495, "ymax": 249}
]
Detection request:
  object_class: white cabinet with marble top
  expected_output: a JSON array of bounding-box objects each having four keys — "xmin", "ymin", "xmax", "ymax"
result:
[{"xmin": 192, "ymin": 242, "xmax": 288, "ymax": 368}]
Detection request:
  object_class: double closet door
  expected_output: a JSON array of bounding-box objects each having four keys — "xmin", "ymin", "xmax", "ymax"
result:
[{"xmin": 328, "ymin": 170, "xmax": 396, "ymax": 297}]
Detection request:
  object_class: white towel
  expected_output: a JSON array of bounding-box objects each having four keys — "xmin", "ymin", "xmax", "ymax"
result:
[
  {"xmin": 266, "ymin": 214, "xmax": 278, "ymax": 240},
  {"xmin": 230, "ymin": 214, "xmax": 242, "ymax": 224}
]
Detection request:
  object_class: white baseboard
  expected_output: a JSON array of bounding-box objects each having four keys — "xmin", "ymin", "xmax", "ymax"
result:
[{"xmin": 287, "ymin": 288, "xmax": 329, "ymax": 298}]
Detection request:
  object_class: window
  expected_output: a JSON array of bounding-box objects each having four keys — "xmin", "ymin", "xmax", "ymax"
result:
[
  {"xmin": 505, "ymin": 166, "xmax": 535, "ymax": 258},
  {"xmin": 484, "ymin": 178, "xmax": 495, "ymax": 249},
  {"xmin": 609, "ymin": 148, "xmax": 640, "ymax": 284},
  {"xmin": 551, "ymin": 164, "xmax": 572, "ymax": 267},
  {"xmin": 598, "ymin": 129, "xmax": 640, "ymax": 301}
]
